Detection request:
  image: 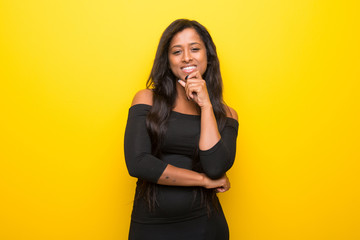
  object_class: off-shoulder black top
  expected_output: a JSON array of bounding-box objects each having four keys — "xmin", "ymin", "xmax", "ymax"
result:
[{"xmin": 124, "ymin": 104, "xmax": 238, "ymax": 223}]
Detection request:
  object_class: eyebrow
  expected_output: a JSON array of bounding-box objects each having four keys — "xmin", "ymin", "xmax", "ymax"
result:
[{"xmin": 170, "ymin": 42, "xmax": 201, "ymax": 49}]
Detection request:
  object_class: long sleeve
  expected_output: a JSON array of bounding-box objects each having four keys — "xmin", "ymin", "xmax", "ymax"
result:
[
  {"xmin": 199, "ymin": 118, "xmax": 239, "ymax": 179},
  {"xmin": 124, "ymin": 104, "xmax": 168, "ymax": 183}
]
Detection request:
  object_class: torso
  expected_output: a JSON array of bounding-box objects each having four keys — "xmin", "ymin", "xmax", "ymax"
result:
[{"xmin": 131, "ymin": 104, "xmax": 207, "ymax": 223}]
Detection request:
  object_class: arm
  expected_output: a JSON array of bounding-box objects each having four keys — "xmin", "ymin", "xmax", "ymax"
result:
[
  {"xmin": 198, "ymin": 98, "xmax": 238, "ymax": 180},
  {"xmin": 124, "ymin": 103, "xmax": 168, "ymax": 183},
  {"xmin": 158, "ymin": 164, "xmax": 229, "ymax": 191},
  {"xmin": 178, "ymin": 72, "xmax": 221, "ymax": 150},
  {"xmin": 124, "ymin": 90, "xmax": 230, "ymax": 190},
  {"xmin": 199, "ymin": 117, "xmax": 238, "ymax": 179},
  {"xmin": 178, "ymin": 73, "xmax": 239, "ymax": 179}
]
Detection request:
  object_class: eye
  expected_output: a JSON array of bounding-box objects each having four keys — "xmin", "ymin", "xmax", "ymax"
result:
[
  {"xmin": 191, "ymin": 48, "xmax": 200, "ymax": 52},
  {"xmin": 172, "ymin": 50, "xmax": 181, "ymax": 55}
]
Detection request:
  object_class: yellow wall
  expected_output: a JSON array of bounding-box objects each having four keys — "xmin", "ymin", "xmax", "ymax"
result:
[{"xmin": 1, "ymin": 0, "xmax": 359, "ymax": 239}]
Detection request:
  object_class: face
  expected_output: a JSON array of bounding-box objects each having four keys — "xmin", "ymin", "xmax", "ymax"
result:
[{"xmin": 168, "ymin": 28, "xmax": 207, "ymax": 80}]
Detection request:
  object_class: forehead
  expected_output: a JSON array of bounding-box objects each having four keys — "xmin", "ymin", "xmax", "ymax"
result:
[{"xmin": 169, "ymin": 28, "xmax": 204, "ymax": 47}]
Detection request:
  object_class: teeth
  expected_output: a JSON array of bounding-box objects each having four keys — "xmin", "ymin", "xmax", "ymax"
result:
[{"xmin": 182, "ymin": 66, "xmax": 196, "ymax": 70}]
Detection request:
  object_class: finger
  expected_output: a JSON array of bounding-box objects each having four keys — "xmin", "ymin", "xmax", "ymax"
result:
[
  {"xmin": 187, "ymin": 86, "xmax": 194, "ymax": 99},
  {"xmin": 183, "ymin": 81, "xmax": 193, "ymax": 101},
  {"xmin": 186, "ymin": 80, "xmax": 207, "ymax": 93},
  {"xmin": 185, "ymin": 82, "xmax": 192, "ymax": 98},
  {"xmin": 179, "ymin": 78, "xmax": 193, "ymax": 100},
  {"xmin": 186, "ymin": 71, "xmax": 201, "ymax": 80},
  {"xmin": 178, "ymin": 79, "xmax": 186, "ymax": 88},
  {"xmin": 190, "ymin": 84, "xmax": 204, "ymax": 99},
  {"xmin": 186, "ymin": 83, "xmax": 199, "ymax": 100}
]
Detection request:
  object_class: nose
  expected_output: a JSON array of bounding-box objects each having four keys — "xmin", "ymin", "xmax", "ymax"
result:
[{"xmin": 182, "ymin": 49, "xmax": 192, "ymax": 63}]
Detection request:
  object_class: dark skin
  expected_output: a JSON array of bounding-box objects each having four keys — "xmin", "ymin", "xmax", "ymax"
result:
[{"xmin": 131, "ymin": 28, "xmax": 238, "ymax": 193}]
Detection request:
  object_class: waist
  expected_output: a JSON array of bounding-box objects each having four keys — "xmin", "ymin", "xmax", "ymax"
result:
[
  {"xmin": 132, "ymin": 184, "xmax": 211, "ymax": 224},
  {"xmin": 131, "ymin": 154, "xmax": 212, "ymax": 223},
  {"xmin": 160, "ymin": 153, "xmax": 194, "ymax": 170}
]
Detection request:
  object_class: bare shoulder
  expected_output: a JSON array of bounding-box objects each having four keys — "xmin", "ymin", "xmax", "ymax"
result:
[
  {"xmin": 131, "ymin": 89, "xmax": 153, "ymax": 106},
  {"xmin": 225, "ymin": 105, "xmax": 238, "ymax": 121}
]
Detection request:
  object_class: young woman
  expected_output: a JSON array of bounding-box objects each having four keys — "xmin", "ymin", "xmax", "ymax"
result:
[{"xmin": 124, "ymin": 19, "xmax": 238, "ymax": 240}]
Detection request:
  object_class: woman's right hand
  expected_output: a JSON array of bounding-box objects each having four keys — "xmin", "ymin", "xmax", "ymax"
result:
[{"xmin": 201, "ymin": 174, "xmax": 230, "ymax": 193}]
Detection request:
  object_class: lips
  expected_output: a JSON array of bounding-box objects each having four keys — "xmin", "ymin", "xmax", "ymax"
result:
[{"xmin": 181, "ymin": 65, "xmax": 196, "ymax": 73}]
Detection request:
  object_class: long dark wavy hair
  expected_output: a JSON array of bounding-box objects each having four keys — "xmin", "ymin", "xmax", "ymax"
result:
[{"xmin": 137, "ymin": 19, "xmax": 227, "ymax": 213}]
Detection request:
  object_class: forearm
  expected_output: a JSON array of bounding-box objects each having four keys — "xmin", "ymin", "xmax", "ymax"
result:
[
  {"xmin": 157, "ymin": 164, "xmax": 229, "ymax": 190},
  {"xmin": 199, "ymin": 117, "xmax": 239, "ymax": 179},
  {"xmin": 199, "ymin": 105, "xmax": 221, "ymax": 150},
  {"xmin": 157, "ymin": 164, "xmax": 205, "ymax": 187}
]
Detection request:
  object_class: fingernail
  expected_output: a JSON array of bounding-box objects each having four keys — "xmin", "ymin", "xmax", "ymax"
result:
[{"xmin": 185, "ymin": 75, "xmax": 189, "ymax": 80}]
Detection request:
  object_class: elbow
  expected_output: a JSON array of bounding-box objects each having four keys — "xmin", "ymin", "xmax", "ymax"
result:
[
  {"xmin": 124, "ymin": 154, "xmax": 145, "ymax": 179},
  {"xmin": 201, "ymin": 157, "xmax": 234, "ymax": 179},
  {"xmin": 203, "ymin": 167, "xmax": 227, "ymax": 180},
  {"xmin": 125, "ymin": 159, "xmax": 142, "ymax": 179},
  {"xmin": 127, "ymin": 167, "xmax": 138, "ymax": 178},
  {"xmin": 199, "ymin": 143, "xmax": 235, "ymax": 179},
  {"xmin": 127, "ymin": 166, "xmax": 149, "ymax": 180}
]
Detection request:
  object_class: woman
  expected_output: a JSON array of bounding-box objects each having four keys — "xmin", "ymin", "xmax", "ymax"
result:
[{"xmin": 124, "ymin": 19, "xmax": 238, "ymax": 240}]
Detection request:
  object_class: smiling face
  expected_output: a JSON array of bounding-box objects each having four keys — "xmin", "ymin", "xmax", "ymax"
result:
[{"xmin": 168, "ymin": 28, "xmax": 208, "ymax": 80}]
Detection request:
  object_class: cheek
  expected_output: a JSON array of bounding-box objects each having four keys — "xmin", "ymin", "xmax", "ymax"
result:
[
  {"xmin": 168, "ymin": 58, "xmax": 180, "ymax": 76},
  {"xmin": 200, "ymin": 55, "xmax": 208, "ymax": 74},
  {"xmin": 170, "ymin": 62, "xmax": 176, "ymax": 70},
  {"xmin": 168, "ymin": 57, "xmax": 175, "ymax": 69}
]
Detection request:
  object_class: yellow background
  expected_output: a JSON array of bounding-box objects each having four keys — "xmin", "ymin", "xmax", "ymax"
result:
[{"xmin": 1, "ymin": 0, "xmax": 359, "ymax": 239}]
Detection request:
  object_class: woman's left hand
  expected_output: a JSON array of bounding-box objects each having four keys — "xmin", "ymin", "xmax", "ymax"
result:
[
  {"xmin": 178, "ymin": 71, "xmax": 211, "ymax": 109},
  {"xmin": 215, "ymin": 174, "xmax": 230, "ymax": 193},
  {"xmin": 200, "ymin": 173, "xmax": 231, "ymax": 193}
]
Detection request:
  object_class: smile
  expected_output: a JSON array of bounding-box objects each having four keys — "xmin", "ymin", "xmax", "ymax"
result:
[{"xmin": 181, "ymin": 65, "xmax": 196, "ymax": 73}]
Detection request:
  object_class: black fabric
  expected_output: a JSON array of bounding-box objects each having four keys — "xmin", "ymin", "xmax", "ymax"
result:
[
  {"xmin": 128, "ymin": 204, "xmax": 229, "ymax": 240},
  {"xmin": 124, "ymin": 104, "xmax": 238, "ymax": 239}
]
